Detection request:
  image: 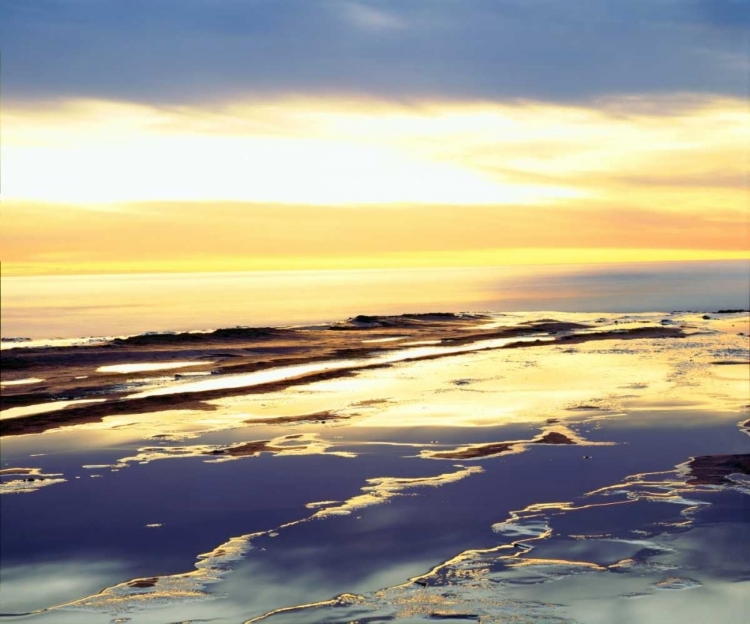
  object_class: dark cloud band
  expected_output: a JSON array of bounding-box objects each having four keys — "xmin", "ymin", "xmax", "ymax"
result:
[{"xmin": 1, "ymin": 0, "xmax": 747, "ymax": 104}]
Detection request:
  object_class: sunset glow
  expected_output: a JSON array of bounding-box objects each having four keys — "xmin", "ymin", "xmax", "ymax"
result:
[
  {"xmin": 3, "ymin": 96, "xmax": 748, "ymax": 275},
  {"xmin": 5, "ymin": 97, "xmax": 747, "ymax": 206}
]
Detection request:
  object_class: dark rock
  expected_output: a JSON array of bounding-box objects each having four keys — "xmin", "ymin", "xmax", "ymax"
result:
[
  {"xmin": 534, "ymin": 431, "xmax": 576, "ymax": 445},
  {"xmin": 351, "ymin": 315, "xmax": 380, "ymax": 323},
  {"xmin": 687, "ymin": 454, "xmax": 750, "ymax": 485},
  {"xmin": 0, "ymin": 356, "xmax": 32, "ymax": 370},
  {"xmin": 127, "ymin": 577, "xmax": 158, "ymax": 588},
  {"xmin": 114, "ymin": 326, "xmax": 290, "ymax": 346}
]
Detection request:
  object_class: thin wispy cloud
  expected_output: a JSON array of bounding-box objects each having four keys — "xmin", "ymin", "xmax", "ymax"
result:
[{"xmin": 341, "ymin": 2, "xmax": 407, "ymax": 32}]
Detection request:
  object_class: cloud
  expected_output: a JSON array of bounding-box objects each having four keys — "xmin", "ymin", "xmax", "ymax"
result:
[
  {"xmin": 3, "ymin": 96, "xmax": 746, "ymax": 211},
  {"xmin": 341, "ymin": 2, "xmax": 406, "ymax": 31},
  {"xmin": 0, "ymin": 0, "xmax": 746, "ymax": 105}
]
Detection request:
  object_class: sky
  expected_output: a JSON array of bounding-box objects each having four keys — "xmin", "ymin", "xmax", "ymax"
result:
[{"xmin": 1, "ymin": 0, "xmax": 748, "ymax": 275}]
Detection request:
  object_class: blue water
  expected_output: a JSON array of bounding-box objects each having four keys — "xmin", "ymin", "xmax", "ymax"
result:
[{"xmin": 0, "ymin": 412, "xmax": 745, "ymax": 618}]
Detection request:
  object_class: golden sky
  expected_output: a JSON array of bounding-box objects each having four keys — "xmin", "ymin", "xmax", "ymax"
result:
[{"xmin": 3, "ymin": 95, "xmax": 748, "ymax": 275}]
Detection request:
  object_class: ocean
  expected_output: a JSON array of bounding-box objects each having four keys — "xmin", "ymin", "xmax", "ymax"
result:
[{"xmin": 1, "ymin": 259, "xmax": 748, "ymax": 339}]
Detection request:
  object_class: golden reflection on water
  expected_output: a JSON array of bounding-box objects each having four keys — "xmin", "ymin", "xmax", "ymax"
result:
[
  {"xmin": 2, "ymin": 268, "xmax": 508, "ymax": 340},
  {"xmin": 96, "ymin": 361, "xmax": 211, "ymax": 374},
  {"xmin": 106, "ymin": 433, "xmax": 356, "ymax": 469},
  {"xmin": 125, "ymin": 336, "xmax": 552, "ymax": 400},
  {"xmin": 0, "ymin": 399, "xmax": 106, "ymax": 421},
  {"xmin": 0, "ymin": 377, "xmax": 44, "ymax": 386},
  {"xmin": 3, "ymin": 263, "xmax": 748, "ymax": 341},
  {"xmin": 66, "ymin": 312, "xmax": 748, "ymax": 444}
]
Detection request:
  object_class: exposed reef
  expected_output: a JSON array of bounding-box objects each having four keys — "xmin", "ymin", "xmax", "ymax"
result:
[
  {"xmin": 1, "ymin": 315, "xmax": 687, "ymax": 437},
  {"xmin": 685, "ymin": 454, "xmax": 750, "ymax": 485}
]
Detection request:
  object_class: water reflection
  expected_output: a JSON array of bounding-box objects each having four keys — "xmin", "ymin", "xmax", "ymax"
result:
[
  {"xmin": 0, "ymin": 561, "xmax": 130, "ymax": 614},
  {"xmin": 244, "ymin": 453, "xmax": 749, "ymax": 623},
  {"xmin": 96, "ymin": 361, "xmax": 211, "ymax": 374},
  {"xmin": 0, "ymin": 378, "xmax": 44, "ymax": 386},
  {"xmin": 0, "ymin": 399, "xmax": 106, "ymax": 421},
  {"xmin": 128, "ymin": 335, "xmax": 551, "ymax": 399},
  {"xmin": 2, "ymin": 260, "xmax": 747, "ymax": 340}
]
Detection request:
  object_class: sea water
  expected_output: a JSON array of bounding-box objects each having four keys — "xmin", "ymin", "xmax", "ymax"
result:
[{"xmin": 1, "ymin": 259, "xmax": 747, "ymax": 339}]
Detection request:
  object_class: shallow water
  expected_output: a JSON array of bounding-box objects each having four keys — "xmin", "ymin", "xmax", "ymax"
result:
[
  {"xmin": 0, "ymin": 378, "xmax": 44, "ymax": 387},
  {"xmin": 0, "ymin": 399, "xmax": 107, "ymax": 421},
  {"xmin": 0, "ymin": 311, "xmax": 748, "ymax": 623},
  {"xmin": 96, "ymin": 361, "xmax": 211, "ymax": 374},
  {"xmin": 127, "ymin": 335, "xmax": 550, "ymax": 399}
]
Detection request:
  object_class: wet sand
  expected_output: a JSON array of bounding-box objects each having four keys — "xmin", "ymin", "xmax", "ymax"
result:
[
  {"xmin": 0, "ymin": 310, "xmax": 748, "ymax": 623},
  {"xmin": 423, "ymin": 428, "xmax": 583, "ymax": 460},
  {"xmin": 1, "ymin": 315, "xmax": 686, "ymax": 436},
  {"xmin": 0, "ymin": 467, "xmax": 37, "ymax": 475}
]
